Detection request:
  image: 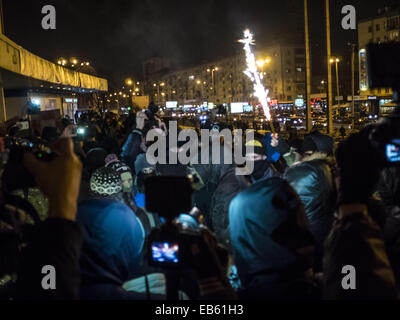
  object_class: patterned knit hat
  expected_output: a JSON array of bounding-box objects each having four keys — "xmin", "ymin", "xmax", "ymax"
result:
[
  {"xmin": 106, "ymin": 157, "xmax": 133, "ymax": 193},
  {"xmin": 90, "ymin": 166, "xmax": 122, "ymax": 196},
  {"xmin": 105, "ymin": 153, "xmax": 120, "ymax": 167}
]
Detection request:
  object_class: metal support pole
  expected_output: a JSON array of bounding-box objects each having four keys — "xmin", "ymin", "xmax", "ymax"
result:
[
  {"xmin": 326, "ymin": 0, "xmax": 333, "ymax": 135},
  {"xmin": 304, "ymin": 0, "xmax": 312, "ymax": 132},
  {"xmin": 336, "ymin": 61, "xmax": 340, "ymax": 108},
  {"xmin": 0, "ymin": 72, "xmax": 7, "ymax": 122},
  {"xmin": 351, "ymin": 44, "xmax": 355, "ymax": 129}
]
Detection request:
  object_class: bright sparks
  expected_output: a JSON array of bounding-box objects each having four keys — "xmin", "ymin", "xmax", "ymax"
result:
[{"xmin": 238, "ymin": 29, "xmax": 271, "ymax": 120}]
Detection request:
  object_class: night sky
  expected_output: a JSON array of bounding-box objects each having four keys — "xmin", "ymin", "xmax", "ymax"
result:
[{"xmin": 2, "ymin": 0, "xmax": 394, "ymax": 88}]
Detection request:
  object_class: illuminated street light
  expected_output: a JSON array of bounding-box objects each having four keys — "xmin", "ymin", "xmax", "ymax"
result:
[
  {"xmin": 256, "ymin": 59, "xmax": 265, "ymax": 67},
  {"xmin": 196, "ymin": 80, "xmax": 201, "ymax": 84},
  {"xmin": 330, "ymin": 57, "xmax": 341, "ymax": 106}
]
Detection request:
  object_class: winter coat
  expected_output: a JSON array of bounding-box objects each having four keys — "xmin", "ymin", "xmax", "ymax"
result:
[
  {"xmin": 283, "ymin": 153, "xmax": 336, "ymax": 272},
  {"xmin": 323, "ymin": 212, "xmax": 397, "ymax": 299},
  {"xmin": 192, "ymin": 144, "xmax": 248, "ymax": 246},
  {"xmin": 376, "ymin": 167, "xmax": 400, "ymax": 216},
  {"xmin": 76, "ymin": 199, "xmax": 164, "ymax": 300},
  {"xmin": 376, "ymin": 167, "xmax": 400, "ymax": 285},
  {"xmin": 229, "ymin": 177, "xmax": 321, "ymax": 300},
  {"xmin": 16, "ymin": 219, "xmax": 83, "ymax": 300}
]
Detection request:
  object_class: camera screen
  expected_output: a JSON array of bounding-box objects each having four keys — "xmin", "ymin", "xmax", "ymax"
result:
[
  {"xmin": 77, "ymin": 128, "xmax": 85, "ymax": 135},
  {"xmin": 151, "ymin": 242, "xmax": 179, "ymax": 264},
  {"xmin": 386, "ymin": 139, "xmax": 400, "ymax": 163}
]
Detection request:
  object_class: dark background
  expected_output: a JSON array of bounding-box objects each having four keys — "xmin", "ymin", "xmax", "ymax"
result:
[{"xmin": 2, "ymin": 0, "xmax": 394, "ymax": 87}]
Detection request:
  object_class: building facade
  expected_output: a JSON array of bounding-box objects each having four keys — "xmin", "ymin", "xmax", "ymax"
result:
[{"xmin": 144, "ymin": 43, "xmax": 306, "ymax": 107}]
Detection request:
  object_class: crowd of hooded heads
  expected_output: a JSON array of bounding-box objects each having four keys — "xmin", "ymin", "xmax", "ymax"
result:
[{"xmin": 3, "ymin": 109, "xmax": 399, "ymax": 300}]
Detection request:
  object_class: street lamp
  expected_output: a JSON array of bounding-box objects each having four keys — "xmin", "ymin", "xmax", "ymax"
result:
[
  {"xmin": 207, "ymin": 67, "xmax": 218, "ymax": 97},
  {"xmin": 330, "ymin": 57, "xmax": 341, "ymax": 107},
  {"xmin": 256, "ymin": 59, "xmax": 265, "ymax": 68}
]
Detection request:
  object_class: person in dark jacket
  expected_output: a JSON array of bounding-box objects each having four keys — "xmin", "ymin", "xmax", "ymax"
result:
[
  {"xmin": 283, "ymin": 153, "xmax": 336, "ymax": 272},
  {"xmin": 324, "ymin": 126, "xmax": 397, "ymax": 299},
  {"xmin": 76, "ymin": 199, "xmax": 164, "ymax": 300},
  {"xmin": 120, "ymin": 111, "xmax": 151, "ymax": 174},
  {"xmin": 302, "ymin": 130, "xmax": 334, "ymax": 156},
  {"xmin": 229, "ymin": 177, "xmax": 321, "ymax": 300},
  {"xmin": 375, "ymin": 167, "xmax": 400, "ymax": 286},
  {"xmin": 16, "ymin": 138, "xmax": 83, "ymax": 300},
  {"xmin": 243, "ymin": 133, "xmax": 278, "ymax": 184}
]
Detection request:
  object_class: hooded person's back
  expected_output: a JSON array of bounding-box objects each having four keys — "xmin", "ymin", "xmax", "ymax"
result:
[
  {"xmin": 229, "ymin": 177, "xmax": 321, "ymax": 300},
  {"xmin": 77, "ymin": 199, "xmax": 164, "ymax": 300}
]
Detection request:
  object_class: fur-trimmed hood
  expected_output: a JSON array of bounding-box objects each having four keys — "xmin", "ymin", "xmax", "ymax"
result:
[{"xmin": 294, "ymin": 152, "xmax": 336, "ymax": 168}]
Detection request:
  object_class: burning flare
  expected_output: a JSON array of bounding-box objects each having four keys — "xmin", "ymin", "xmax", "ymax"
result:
[{"xmin": 238, "ymin": 29, "xmax": 271, "ymax": 120}]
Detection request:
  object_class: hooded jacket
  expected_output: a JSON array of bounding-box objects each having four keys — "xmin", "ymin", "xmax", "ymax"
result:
[
  {"xmin": 283, "ymin": 153, "xmax": 335, "ymax": 245},
  {"xmin": 193, "ymin": 144, "xmax": 249, "ymax": 246},
  {"xmin": 283, "ymin": 153, "xmax": 336, "ymax": 272},
  {"xmin": 77, "ymin": 199, "xmax": 163, "ymax": 300},
  {"xmin": 229, "ymin": 177, "xmax": 320, "ymax": 300}
]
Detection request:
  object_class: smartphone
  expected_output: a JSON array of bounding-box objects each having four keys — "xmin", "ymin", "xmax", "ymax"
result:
[
  {"xmin": 151, "ymin": 242, "xmax": 179, "ymax": 264},
  {"xmin": 386, "ymin": 139, "xmax": 400, "ymax": 163}
]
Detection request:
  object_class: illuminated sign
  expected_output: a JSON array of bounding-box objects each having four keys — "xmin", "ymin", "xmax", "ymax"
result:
[
  {"xmin": 243, "ymin": 105, "xmax": 253, "ymax": 112},
  {"xmin": 166, "ymin": 101, "xmax": 178, "ymax": 109},
  {"xmin": 231, "ymin": 102, "xmax": 248, "ymax": 113},
  {"xmin": 359, "ymin": 49, "xmax": 368, "ymax": 91},
  {"xmin": 295, "ymin": 98, "xmax": 304, "ymax": 107}
]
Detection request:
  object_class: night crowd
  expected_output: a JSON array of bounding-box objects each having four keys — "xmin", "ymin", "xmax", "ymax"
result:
[{"xmin": 0, "ymin": 105, "xmax": 399, "ymax": 300}]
